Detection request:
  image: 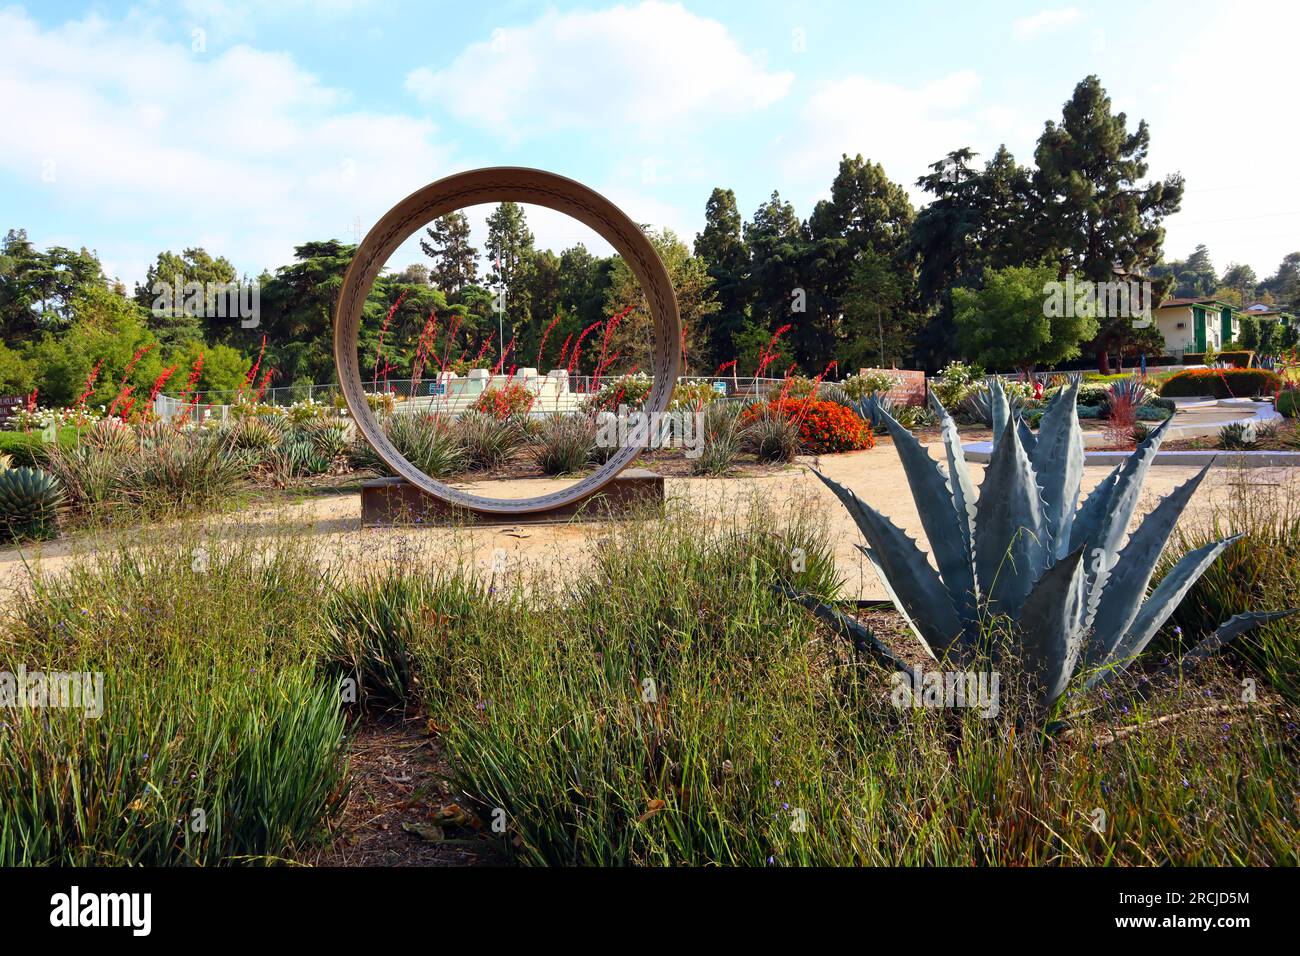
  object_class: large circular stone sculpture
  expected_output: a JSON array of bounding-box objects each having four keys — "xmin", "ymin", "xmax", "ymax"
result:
[{"xmin": 334, "ymin": 167, "xmax": 682, "ymax": 516}]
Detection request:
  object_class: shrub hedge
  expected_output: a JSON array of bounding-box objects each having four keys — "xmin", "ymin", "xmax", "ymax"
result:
[
  {"xmin": 1277, "ymin": 390, "xmax": 1300, "ymax": 418},
  {"xmin": 1159, "ymin": 368, "xmax": 1281, "ymax": 398},
  {"xmin": 1182, "ymin": 350, "xmax": 1255, "ymax": 368},
  {"xmin": 0, "ymin": 427, "xmax": 80, "ymax": 467}
]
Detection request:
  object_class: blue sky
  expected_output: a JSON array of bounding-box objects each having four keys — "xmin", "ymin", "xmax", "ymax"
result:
[{"xmin": 2, "ymin": 0, "xmax": 1294, "ymax": 287}]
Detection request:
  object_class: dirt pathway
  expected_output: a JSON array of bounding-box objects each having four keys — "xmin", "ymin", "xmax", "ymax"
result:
[{"xmin": 1, "ymin": 440, "xmax": 1272, "ymax": 604}]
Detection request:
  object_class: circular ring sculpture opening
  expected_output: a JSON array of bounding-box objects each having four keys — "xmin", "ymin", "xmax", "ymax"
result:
[{"xmin": 334, "ymin": 167, "xmax": 682, "ymax": 516}]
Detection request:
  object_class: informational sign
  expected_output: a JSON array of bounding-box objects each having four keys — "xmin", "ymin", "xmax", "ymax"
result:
[
  {"xmin": 428, "ymin": 382, "xmax": 445, "ymax": 396},
  {"xmin": 0, "ymin": 395, "xmax": 24, "ymax": 421},
  {"xmin": 859, "ymin": 368, "xmax": 926, "ymax": 406},
  {"xmin": 711, "ymin": 381, "xmax": 728, "ymax": 395}
]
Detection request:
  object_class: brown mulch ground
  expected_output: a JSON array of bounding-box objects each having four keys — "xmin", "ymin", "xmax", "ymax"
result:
[
  {"xmin": 1164, "ymin": 417, "xmax": 1299, "ymax": 452},
  {"xmin": 311, "ymin": 716, "xmax": 504, "ymax": 867}
]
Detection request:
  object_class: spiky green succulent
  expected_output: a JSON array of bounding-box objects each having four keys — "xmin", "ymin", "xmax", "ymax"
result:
[
  {"xmin": 280, "ymin": 437, "xmax": 333, "ymax": 477},
  {"xmin": 854, "ymin": 392, "xmax": 894, "ymax": 431},
  {"xmin": 293, "ymin": 419, "xmax": 351, "ymax": 460},
  {"xmin": 801, "ymin": 377, "xmax": 1294, "ymax": 710},
  {"xmin": 0, "ymin": 466, "xmax": 65, "ymax": 541},
  {"xmin": 960, "ymin": 381, "xmax": 1023, "ymax": 427}
]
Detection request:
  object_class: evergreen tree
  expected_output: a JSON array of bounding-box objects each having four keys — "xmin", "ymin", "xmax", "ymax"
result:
[
  {"xmin": 694, "ymin": 187, "xmax": 749, "ymax": 369},
  {"xmin": 1033, "ymin": 75, "xmax": 1184, "ymax": 371},
  {"xmin": 419, "ymin": 211, "xmax": 478, "ymax": 295}
]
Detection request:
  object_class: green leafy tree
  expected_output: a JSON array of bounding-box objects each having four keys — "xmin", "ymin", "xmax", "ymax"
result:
[
  {"xmin": 0, "ymin": 230, "xmax": 104, "ymax": 339},
  {"xmin": 169, "ymin": 341, "xmax": 251, "ymax": 395},
  {"xmin": 0, "ymin": 341, "xmax": 35, "ymax": 394},
  {"xmin": 1258, "ymin": 319, "xmax": 1278, "ymax": 357},
  {"xmin": 23, "ymin": 282, "xmax": 164, "ymax": 406},
  {"xmin": 910, "ymin": 146, "xmax": 1038, "ymax": 369},
  {"xmin": 1263, "ymin": 252, "xmax": 1300, "ymax": 311},
  {"xmin": 953, "ymin": 263, "xmax": 1098, "ymax": 376},
  {"xmin": 134, "ymin": 247, "xmax": 240, "ymax": 348},
  {"xmin": 842, "ymin": 247, "xmax": 907, "ymax": 369},
  {"xmin": 1220, "ymin": 263, "xmax": 1259, "ymax": 304},
  {"xmin": 805, "ymin": 154, "xmax": 915, "ymax": 369},
  {"xmin": 1240, "ymin": 316, "xmax": 1260, "ymax": 352},
  {"xmin": 743, "ymin": 191, "xmax": 807, "ymax": 367},
  {"xmin": 256, "ymin": 241, "xmax": 357, "ymax": 385},
  {"xmin": 605, "ymin": 228, "xmax": 717, "ymax": 375}
]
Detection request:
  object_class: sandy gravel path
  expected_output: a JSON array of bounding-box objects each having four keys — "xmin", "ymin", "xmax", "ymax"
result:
[{"xmin": 2, "ymin": 438, "xmax": 1272, "ymax": 605}]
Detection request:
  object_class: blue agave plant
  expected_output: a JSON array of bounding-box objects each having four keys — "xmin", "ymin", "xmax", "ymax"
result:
[
  {"xmin": 960, "ymin": 379, "xmax": 1024, "ymax": 427},
  {"xmin": 798, "ymin": 377, "xmax": 1293, "ymax": 710},
  {"xmin": 1107, "ymin": 376, "xmax": 1154, "ymax": 409},
  {"xmin": 854, "ymin": 392, "xmax": 894, "ymax": 431}
]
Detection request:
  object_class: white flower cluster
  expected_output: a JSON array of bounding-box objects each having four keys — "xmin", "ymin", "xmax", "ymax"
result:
[{"xmin": 4, "ymin": 405, "xmax": 106, "ymax": 431}]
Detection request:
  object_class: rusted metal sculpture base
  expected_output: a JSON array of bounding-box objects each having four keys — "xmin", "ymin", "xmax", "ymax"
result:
[{"xmin": 361, "ymin": 470, "xmax": 665, "ymax": 527}]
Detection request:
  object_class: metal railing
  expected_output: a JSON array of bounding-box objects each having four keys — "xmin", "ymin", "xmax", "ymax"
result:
[{"xmin": 178, "ymin": 374, "xmax": 795, "ymax": 407}]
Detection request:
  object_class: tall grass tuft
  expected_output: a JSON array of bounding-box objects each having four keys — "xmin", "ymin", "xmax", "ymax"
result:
[
  {"xmin": 1161, "ymin": 472, "xmax": 1300, "ymax": 703},
  {"xmin": 692, "ymin": 401, "xmax": 745, "ymax": 476},
  {"xmin": 351, "ymin": 413, "xmax": 466, "ymax": 479},
  {"xmin": 456, "ymin": 411, "xmax": 525, "ymax": 471},
  {"xmin": 743, "ymin": 406, "xmax": 801, "ymax": 463},
  {"xmin": 529, "ymin": 414, "xmax": 595, "ymax": 475},
  {"xmin": 0, "ymin": 528, "xmax": 348, "ymax": 865},
  {"xmin": 45, "ymin": 427, "xmax": 255, "ymax": 520}
]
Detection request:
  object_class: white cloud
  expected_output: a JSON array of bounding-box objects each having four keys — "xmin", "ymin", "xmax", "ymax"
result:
[
  {"xmin": 1013, "ymin": 7, "xmax": 1083, "ymax": 40},
  {"xmin": 405, "ymin": 1, "xmax": 793, "ymax": 142},
  {"xmin": 0, "ymin": 7, "xmax": 453, "ymax": 285},
  {"xmin": 181, "ymin": 0, "xmax": 378, "ymax": 42},
  {"xmin": 781, "ymin": 71, "xmax": 986, "ymax": 207}
]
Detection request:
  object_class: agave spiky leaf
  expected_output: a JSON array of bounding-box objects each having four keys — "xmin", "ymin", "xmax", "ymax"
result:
[
  {"xmin": 1068, "ymin": 461, "xmax": 1120, "ymax": 553},
  {"xmin": 974, "ymin": 422, "xmax": 1051, "ymax": 618},
  {"xmin": 777, "ymin": 584, "xmax": 918, "ymax": 678},
  {"xmin": 1016, "ymin": 546, "xmax": 1089, "ymax": 706},
  {"xmin": 810, "ymin": 469, "xmax": 964, "ymax": 657},
  {"xmin": 1083, "ymin": 535, "xmax": 1241, "ymax": 688},
  {"xmin": 1077, "ymin": 415, "xmax": 1174, "ymax": 560},
  {"xmin": 0, "ymin": 466, "xmax": 65, "ymax": 541},
  {"xmin": 931, "ymin": 392, "xmax": 978, "ymax": 563},
  {"xmin": 1016, "ymin": 415, "xmax": 1038, "ymax": 459},
  {"xmin": 1102, "ymin": 608, "xmax": 1299, "ymax": 708},
  {"xmin": 854, "ymin": 393, "xmax": 894, "ymax": 430},
  {"xmin": 798, "ymin": 379, "xmax": 1284, "ymax": 714},
  {"xmin": 1032, "ymin": 377, "xmax": 1085, "ymax": 556},
  {"xmin": 877, "ymin": 411, "xmax": 977, "ymax": 625},
  {"xmin": 1085, "ymin": 465, "xmax": 1212, "ymax": 659},
  {"xmin": 1180, "ymin": 610, "xmax": 1299, "ymax": 664},
  {"xmin": 990, "ymin": 378, "xmax": 1011, "ymax": 445}
]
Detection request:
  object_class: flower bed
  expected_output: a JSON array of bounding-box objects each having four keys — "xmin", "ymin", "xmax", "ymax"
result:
[
  {"xmin": 471, "ymin": 383, "xmax": 536, "ymax": 419},
  {"xmin": 743, "ymin": 398, "xmax": 873, "ymax": 453}
]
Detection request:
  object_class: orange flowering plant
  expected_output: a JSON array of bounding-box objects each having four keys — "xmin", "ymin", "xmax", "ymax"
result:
[{"xmin": 743, "ymin": 397, "xmax": 873, "ymax": 453}]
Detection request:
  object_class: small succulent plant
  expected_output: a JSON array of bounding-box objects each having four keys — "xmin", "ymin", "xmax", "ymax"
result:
[
  {"xmin": 1107, "ymin": 377, "xmax": 1154, "ymax": 409},
  {"xmin": 0, "ymin": 465, "xmax": 66, "ymax": 541},
  {"xmin": 961, "ymin": 380, "xmax": 1024, "ymax": 427},
  {"xmin": 794, "ymin": 377, "xmax": 1294, "ymax": 711},
  {"xmin": 816, "ymin": 383, "xmax": 855, "ymax": 409},
  {"xmin": 1219, "ymin": 421, "xmax": 1259, "ymax": 450},
  {"xmin": 854, "ymin": 392, "xmax": 894, "ymax": 432}
]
